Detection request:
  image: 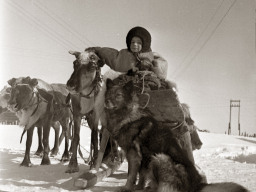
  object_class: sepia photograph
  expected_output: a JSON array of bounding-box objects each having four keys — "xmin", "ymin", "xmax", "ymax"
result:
[{"xmin": 0, "ymin": 0, "xmax": 256, "ymax": 191}]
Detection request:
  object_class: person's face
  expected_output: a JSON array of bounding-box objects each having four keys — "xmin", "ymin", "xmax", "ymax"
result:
[{"xmin": 130, "ymin": 36, "xmax": 142, "ymax": 53}]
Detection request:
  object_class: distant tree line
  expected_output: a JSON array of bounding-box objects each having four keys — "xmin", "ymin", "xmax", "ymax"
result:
[
  {"xmin": 197, "ymin": 129, "xmax": 210, "ymax": 133},
  {"xmin": 224, "ymin": 131, "xmax": 256, "ymax": 138},
  {"xmin": 240, "ymin": 132, "xmax": 256, "ymax": 138}
]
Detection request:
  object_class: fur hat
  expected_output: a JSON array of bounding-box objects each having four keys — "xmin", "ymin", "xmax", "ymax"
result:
[{"xmin": 126, "ymin": 26, "xmax": 151, "ymax": 53}]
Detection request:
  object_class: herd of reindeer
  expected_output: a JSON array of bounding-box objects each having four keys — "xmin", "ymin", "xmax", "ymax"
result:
[{"xmin": 0, "ymin": 48, "xmax": 249, "ymax": 192}]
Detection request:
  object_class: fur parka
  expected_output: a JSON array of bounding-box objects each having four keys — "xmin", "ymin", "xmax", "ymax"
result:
[{"xmin": 93, "ymin": 47, "xmax": 168, "ymax": 79}]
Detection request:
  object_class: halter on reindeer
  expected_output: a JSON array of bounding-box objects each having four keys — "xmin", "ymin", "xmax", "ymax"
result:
[{"xmin": 66, "ymin": 49, "xmax": 116, "ymax": 173}]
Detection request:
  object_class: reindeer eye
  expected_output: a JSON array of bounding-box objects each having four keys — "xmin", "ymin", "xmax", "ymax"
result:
[{"xmin": 90, "ymin": 55, "xmax": 96, "ymax": 61}]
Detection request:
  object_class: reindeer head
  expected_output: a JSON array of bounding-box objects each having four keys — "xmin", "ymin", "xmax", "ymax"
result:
[{"xmin": 66, "ymin": 49, "xmax": 102, "ymax": 95}]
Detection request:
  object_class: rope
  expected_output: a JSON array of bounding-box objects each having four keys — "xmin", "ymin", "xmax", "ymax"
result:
[
  {"xmin": 78, "ymin": 143, "xmax": 89, "ymax": 164},
  {"xmin": 139, "ymin": 71, "xmax": 152, "ymax": 94},
  {"xmin": 171, "ymin": 120, "xmax": 185, "ymax": 131},
  {"xmin": 140, "ymin": 93, "xmax": 150, "ymax": 109},
  {"xmin": 79, "ymin": 143, "xmax": 90, "ymax": 154}
]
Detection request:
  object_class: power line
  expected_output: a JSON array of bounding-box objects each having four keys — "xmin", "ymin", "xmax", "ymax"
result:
[
  {"xmin": 171, "ymin": 0, "xmax": 225, "ymax": 78},
  {"xmin": 174, "ymin": 0, "xmax": 237, "ymax": 80},
  {"xmin": 1, "ymin": 45, "xmax": 67, "ymax": 58},
  {"xmin": 6, "ymin": 1, "xmax": 80, "ymax": 50},
  {"xmin": 35, "ymin": 1, "xmax": 96, "ymax": 47},
  {"xmin": 1, "ymin": 49, "xmax": 71, "ymax": 64}
]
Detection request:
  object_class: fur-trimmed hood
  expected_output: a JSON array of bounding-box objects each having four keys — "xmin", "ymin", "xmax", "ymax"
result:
[{"xmin": 126, "ymin": 26, "xmax": 151, "ymax": 53}]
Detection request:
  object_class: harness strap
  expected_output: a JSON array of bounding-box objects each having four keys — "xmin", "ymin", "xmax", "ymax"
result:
[
  {"xmin": 29, "ymin": 92, "xmax": 49, "ymax": 117},
  {"xmin": 18, "ymin": 92, "xmax": 35, "ymax": 111},
  {"xmin": 19, "ymin": 92, "xmax": 48, "ymax": 143},
  {"xmin": 80, "ymin": 69, "xmax": 102, "ymax": 99},
  {"xmin": 79, "ymin": 84, "xmax": 97, "ymax": 98},
  {"xmin": 17, "ymin": 91, "xmax": 47, "ymax": 116},
  {"xmin": 30, "ymin": 93, "xmax": 41, "ymax": 116}
]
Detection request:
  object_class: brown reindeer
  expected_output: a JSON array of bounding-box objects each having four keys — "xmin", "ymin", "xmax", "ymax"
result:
[
  {"xmin": 1, "ymin": 85, "xmax": 61, "ymax": 157},
  {"xmin": 66, "ymin": 49, "xmax": 123, "ymax": 173},
  {"xmin": 7, "ymin": 77, "xmax": 72, "ymax": 166},
  {"xmin": 66, "ymin": 50, "xmax": 106, "ymax": 173}
]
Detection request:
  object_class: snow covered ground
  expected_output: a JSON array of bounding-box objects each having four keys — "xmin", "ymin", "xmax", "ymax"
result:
[{"xmin": 0, "ymin": 125, "xmax": 256, "ymax": 192}]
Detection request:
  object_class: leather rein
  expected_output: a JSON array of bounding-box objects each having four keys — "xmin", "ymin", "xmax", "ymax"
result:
[
  {"xmin": 14, "ymin": 88, "xmax": 48, "ymax": 117},
  {"xmin": 73, "ymin": 61, "xmax": 102, "ymax": 99}
]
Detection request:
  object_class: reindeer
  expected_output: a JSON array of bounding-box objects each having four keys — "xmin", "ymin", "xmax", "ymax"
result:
[{"xmin": 66, "ymin": 49, "xmax": 119, "ymax": 173}]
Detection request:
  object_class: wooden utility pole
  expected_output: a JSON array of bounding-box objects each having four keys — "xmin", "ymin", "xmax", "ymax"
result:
[{"xmin": 228, "ymin": 100, "xmax": 241, "ymax": 135}]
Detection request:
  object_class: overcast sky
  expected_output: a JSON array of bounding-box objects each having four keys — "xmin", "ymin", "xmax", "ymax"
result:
[{"xmin": 0, "ymin": 0, "xmax": 255, "ymax": 134}]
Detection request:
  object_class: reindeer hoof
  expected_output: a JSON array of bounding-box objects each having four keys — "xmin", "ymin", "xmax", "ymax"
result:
[
  {"xmin": 41, "ymin": 157, "xmax": 51, "ymax": 165},
  {"xmin": 20, "ymin": 161, "xmax": 33, "ymax": 167},
  {"xmin": 61, "ymin": 154, "xmax": 70, "ymax": 162},
  {"xmin": 65, "ymin": 166, "xmax": 79, "ymax": 173},
  {"xmin": 50, "ymin": 148, "xmax": 59, "ymax": 156},
  {"xmin": 66, "ymin": 159, "xmax": 79, "ymax": 173},
  {"xmin": 35, "ymin": 151, "xmax": 43, "ymax": 157}
]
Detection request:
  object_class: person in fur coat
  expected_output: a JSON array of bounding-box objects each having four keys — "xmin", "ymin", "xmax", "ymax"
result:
[
  {"xmin": 91, "ymin": 26, "xmax": 168, "ymax": 79},
  {"xmin": 91, "ymin": 27, "xmax": 197, "ymax": 166}
]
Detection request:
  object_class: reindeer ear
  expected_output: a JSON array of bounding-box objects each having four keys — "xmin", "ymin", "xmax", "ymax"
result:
[
  {"xmin": 8, "ymin": 78, "xmax": 17, "ymax": 86},
  {"xmin": 124, "ymin": 81, "xmax": 134, "ymax": 93},
  {"xmin": 23, "ymin": 76, "xmax": 31, "ymax": 84},
  {"xmin": 29, "ymin": 78, "xmax": 38, "ymax": 88},
  {"xmin": 106, "ymin": 79, "xmax": 115, "ymax": 89},
  {"xmin": 69, "ymin": 51, "xmax": 81, "ymax": 59}
]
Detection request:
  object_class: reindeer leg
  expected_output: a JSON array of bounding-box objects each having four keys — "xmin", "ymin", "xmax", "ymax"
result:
[
  {"xmin": 21, "ymin": 127, "xmax": 35, "ymax": 167},
  {"xmin": 41, "ymin": 119, "xmax": 51, "ymax": 165},
  {"xmin": 50, "ymin": 121, "xmax": 60, "ymax": 156},
  {"xmin": 66, "ymin": 115, "xmax": 81, "ymax": 173},
  {"xmin": 91, "ymin": 127, "xmax": 98, "ymax": 168},
  {"xmin": 35, "ymin": 126, "xmax": 44, "ymax": 156},
  {"xmin": 87, "ymin": 113, "xmax": 99, "ymax": 168},
  {"xmin": 68, "ymin": 120, "xmax": 74, "ymax": 153},
  {"xmin": 61, "ymin": 118, "xmax": 70, "ymax": 162}
]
